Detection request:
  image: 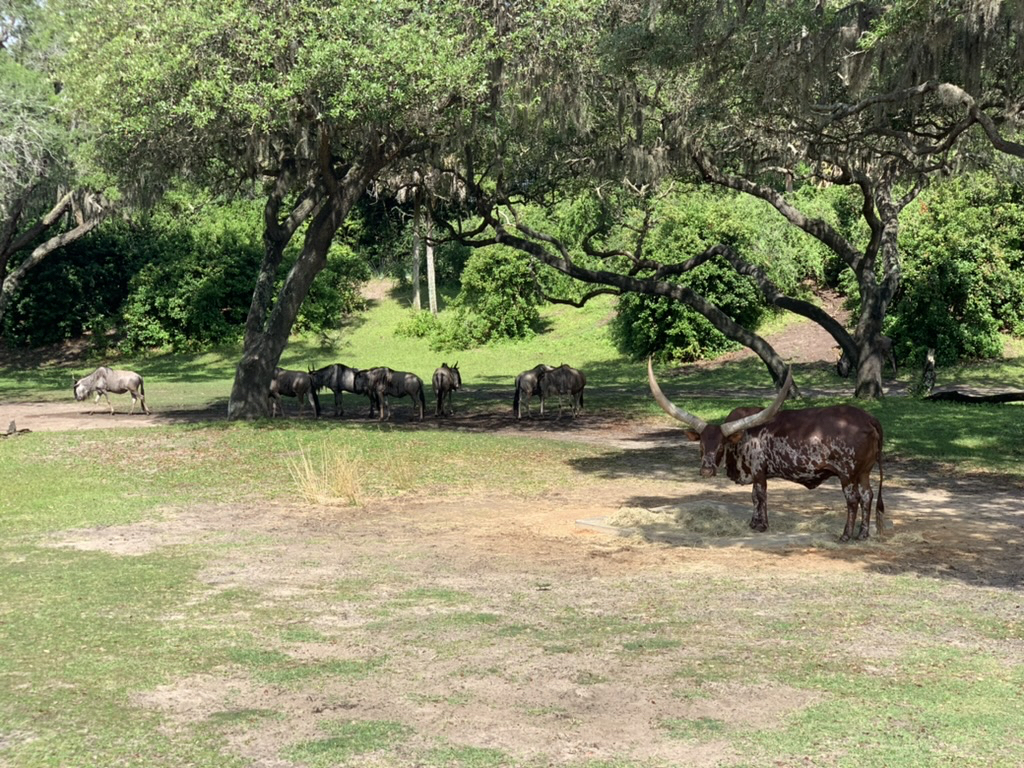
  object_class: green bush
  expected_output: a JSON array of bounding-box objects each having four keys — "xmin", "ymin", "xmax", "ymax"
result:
[
  {"xmin": 293, "ymin": 243, "xmax": 371, "ymax": 338},
  {"xmin": 891, "ymin": 172, "xmax": 1024, "ymax": 365},
  {"xmin": 611, "ymin": 188, "xmax": 820, "ymax": 362},
  {"xmin": 2, "ymin": 225, "xmax": 143, "ymax": 347},
  {"xmin": 119, "ymin": 198, "xmax": 264, "ymax": 352},
  {"xmin": 448, "ymin": 245, "xmax": 543, "ymax": 342}
]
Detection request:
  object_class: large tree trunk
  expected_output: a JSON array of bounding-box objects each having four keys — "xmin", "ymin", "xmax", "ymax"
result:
[
  {"xmin": 227, "ymin": 150, "xmax": 384, "ymax": 420},
  {"xmin": 228, "ymin": 205, "xmax": 343, "ymax": 419}
]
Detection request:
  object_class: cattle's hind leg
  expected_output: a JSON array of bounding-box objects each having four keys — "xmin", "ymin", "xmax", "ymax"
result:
[
  {"xmin": 840, "ymin": 482, "xmax": 862, "ymax": 541},
  {"xmin": 855, "ymin": 480, "xmax": 874, "ymax": 540}
]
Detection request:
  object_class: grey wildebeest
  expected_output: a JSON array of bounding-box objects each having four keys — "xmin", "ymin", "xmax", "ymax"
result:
[
  {"xmin": 73, "ymin": 366, "xmax": 150, "ymax": 415},
  {"xmin": 432, "ymin": 362, "xmax": 462, "ymax": 416},
  {"xmin": 269, "ymin": 368, "xmax": 321, "ymax": 418},
  {"xmin": 647, "ymin": 359, "xmax": 885, "ymax": 541},
  {"xmin": 308, "ymin": 363, "xmax": 361, "ymax": 417},
  {"xmin": 513, "ymin": 364, "xmax": 553, "ymax": 419},
  {"xmin": 356, "ymin": 366, "xmax": 426, "ymax": 421},
  {"xmin": 542, "ymin": 363, "xmax": 586, "ymax": 417}
]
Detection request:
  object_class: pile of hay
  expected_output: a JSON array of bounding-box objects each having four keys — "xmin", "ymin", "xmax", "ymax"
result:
[{"xmin": 607, "ymin": 500, "xmax": 842, "ymax": 539}]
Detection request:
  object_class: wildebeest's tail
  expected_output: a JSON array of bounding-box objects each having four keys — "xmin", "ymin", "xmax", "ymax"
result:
[{"xmin": 512, "ymin": 376, "xmax": 522, "ymax": 417}]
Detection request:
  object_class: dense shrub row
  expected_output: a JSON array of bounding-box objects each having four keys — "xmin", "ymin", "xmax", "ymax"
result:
[{"xmin": 3, "ymin": 174, "xmax": 1021, "ymax": 363}]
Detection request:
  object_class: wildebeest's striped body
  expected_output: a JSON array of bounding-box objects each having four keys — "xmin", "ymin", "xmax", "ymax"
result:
[
  {"xmin": 308, "ymin": 363, "xmax": 360, "ymax": 416},
  {"xmin": 357, "ymin": 367, "xmax": 425, "ymax": 421},
  {"xmin": 73, "ymin": 366, "xmax": 150, "ymax": 415},
  {"xmin": 541, "ymin": 364, "xmax": 586, "ymax": 417},
  {"xmin": 432, "ymin": 362, "xmax": 462, "ymax": 416},
  {"xmin": 269, "ymin": 368, "xmax": 320, "ymax": 418},
  {"xmin": 513, "ymin": 364, "xmax": 553, "ymax": 419}
]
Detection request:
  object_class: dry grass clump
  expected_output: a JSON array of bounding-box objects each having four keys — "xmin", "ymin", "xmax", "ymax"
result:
[
  {"xmin": 288, "ymin": 441, "xmax": 419, "ymax": 508},
  {"xmin": 287, "ymin": 442, "xmax": 365, "ymax": 507}
]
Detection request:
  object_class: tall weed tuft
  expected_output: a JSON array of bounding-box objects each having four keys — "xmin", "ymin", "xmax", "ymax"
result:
[{"xmin": 288, "ymin": 442, "xmax": 364, "ymax": 507}]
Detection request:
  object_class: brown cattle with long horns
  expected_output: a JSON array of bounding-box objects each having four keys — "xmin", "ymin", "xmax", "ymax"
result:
[{"xmin": 648, "ymin": 360, "xmax": 885, "ymax": 541}]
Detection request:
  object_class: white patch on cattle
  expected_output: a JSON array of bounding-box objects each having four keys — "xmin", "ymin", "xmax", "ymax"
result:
[{"xmin": 733, "ymin": 434, "xmax": 857, "ymax": 485}]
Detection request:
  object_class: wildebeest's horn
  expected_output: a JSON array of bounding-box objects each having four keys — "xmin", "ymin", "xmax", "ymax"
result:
[
  {"xmin": 647, "ymin": 358, "xmax": 708, "ymax": 434},
  {"xmin": 720, "ymin": 368, "xmax": 793, "ymax": 438}
]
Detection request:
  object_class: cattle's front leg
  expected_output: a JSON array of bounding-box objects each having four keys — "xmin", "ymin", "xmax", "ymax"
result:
[
  {"xmin": 750, "ymin": 481, "xmax": 769, "ymax": 532},
  {"xmin": 840, "ymin": 483, "xmax": 862, "ymax": 541}
]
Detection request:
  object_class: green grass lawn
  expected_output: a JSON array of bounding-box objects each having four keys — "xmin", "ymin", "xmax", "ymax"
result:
[{"xmin": 1, "ymin": 283, "xmax": 1023, "ymax": 767}]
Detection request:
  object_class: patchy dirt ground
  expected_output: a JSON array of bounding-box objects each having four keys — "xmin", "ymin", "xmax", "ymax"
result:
[{"xmin": 5, "ymin": 299, "xmax": 1024, "ymax": 765}]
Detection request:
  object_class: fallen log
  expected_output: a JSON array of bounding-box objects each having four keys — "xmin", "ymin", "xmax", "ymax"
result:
[{"xmin": 925, "ymin": 386, "xmax": 1024, "ymax": 404}]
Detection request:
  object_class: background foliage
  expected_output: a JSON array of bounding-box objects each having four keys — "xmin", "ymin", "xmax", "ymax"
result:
[{"xmin": 890, "ymin": 172, "xmax": 1024, "ymax": 366}]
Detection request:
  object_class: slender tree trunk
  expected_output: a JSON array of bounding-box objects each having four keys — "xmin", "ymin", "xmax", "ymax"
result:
[
  {"xmin": 853, "ymin": 183, "xmax": 905, "ymax": 398},
  {"xmin": 425, "ymin": 206, "xmax": 438, "ymax": 316},
  {"xmin": 411, "ymin": 189, "xmax": 422, "ymax": 311}
]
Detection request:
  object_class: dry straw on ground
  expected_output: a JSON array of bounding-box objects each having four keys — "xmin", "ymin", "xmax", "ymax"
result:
[{"xmin": 288, "ymin": 442, "xmax": 363, "ymax": 507}]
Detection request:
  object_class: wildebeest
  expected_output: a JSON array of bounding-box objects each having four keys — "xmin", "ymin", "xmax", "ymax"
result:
[
  {"xmin": 356, "ymin": 366, "xmax": 425, "ymax": 421},
  {"xmin": 73, "ymin": 366, "xmax": 150, "ymax": 415},
  {"xmin": 513, "ymin": 364, "xmax": 553, "ymax": 419},
  {"xmin": 648, "ymin": 359, "xmax": 885, "ymax": 541},
  {"xmin": 308, "ymin": 363, "xmax": 361, "ymax": 416},
  {"xmin": 541, "ymin": 363, "xmax": 586, "ymax": 417},
  {"xmin": 432, "ymin": 362, "xmax": 462, "ymax": 416},
  {"xmin": 269, "ymin": 368, "xmax": 321, "ymax": 418}
]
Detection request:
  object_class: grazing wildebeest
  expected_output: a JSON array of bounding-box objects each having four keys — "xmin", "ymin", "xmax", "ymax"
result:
[
  {"xmin": 541, "ymin": 363, "xmax": 586, "ymax": 417},
  {"xmin": 356, "ymin": 366, "xmax": 425, "ymax": 421},
  {"xmin": 432, "ymin": 362, "xmax": 462, "ymax": 416},
  {"xmin": 648, "ymin": 359, "xmax": 885, "ymax": 541},
  {"xmin": 269, "ymin": 368, "xmax": 321, "ymax": 418},
  {"xmin": 73, "ymin": 366, "xmax": 150, "ymax": 415},
  {"xmin": 513, "ymin": 364, "xmax": 553, "ymax": 419},
  {"xmin": 308, "ymin": 363, "xmax": 361, "ymax": 417}
]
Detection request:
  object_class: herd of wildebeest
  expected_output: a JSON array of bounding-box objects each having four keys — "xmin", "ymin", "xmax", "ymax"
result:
[
  {"xmin": 70, "ymin": 361, "xmax": 587, "ymax": 421},
  {"xmin": 70, "ymin": 359, "xmax": 886, "ymax": 541}
]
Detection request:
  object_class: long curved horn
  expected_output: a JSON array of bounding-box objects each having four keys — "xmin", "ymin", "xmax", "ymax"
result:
[
  {"xmin": 647, "ymin": 358, "xmax": 708, "ymax": 434},
  {"xmin": 720, "ymin": 368, "xmax": 793, "ymax": 438}
]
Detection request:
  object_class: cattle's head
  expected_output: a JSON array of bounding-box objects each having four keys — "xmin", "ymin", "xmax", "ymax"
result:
[{"xmin": 647, "ymin": 359, "xmax": 792, "ymax": 477}]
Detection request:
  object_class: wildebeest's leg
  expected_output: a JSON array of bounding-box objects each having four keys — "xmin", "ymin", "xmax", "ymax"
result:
[
  {"xmin": 750, "ymin": 481, "xmax": 769, "ymax": 532},
  {"xmin": 334, "ymin": 389, "xmax": 343, "ymax": 417},
  {"xmin": 99, "ymin": 391, "xmax": 114, "ymax": 415},
  {"xmin": 840, "ymin": 482, "xmax": 862, "ymax": 541}
]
